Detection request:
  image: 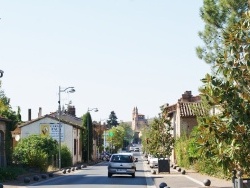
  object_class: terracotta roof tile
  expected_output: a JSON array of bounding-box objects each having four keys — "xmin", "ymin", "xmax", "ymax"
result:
[{"xmin": 179, "ymin": 102, "xmax": 205, "ymax": 117}]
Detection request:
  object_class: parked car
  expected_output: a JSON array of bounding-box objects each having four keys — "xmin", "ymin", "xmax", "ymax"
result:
[
  {"xmin": 147, "ymin": 154, "xmax": 154, "ymax": 164},
  {"xmin": 108, "ymin": 153, "xmax": 137, "ymax": 178},
  {"xmin": 101, "ymin": 152, "xmax": 111, "ymax": 161},
  {"xmin": 149, "ymin": 157, "xmax": 158, "ymax": 168}
]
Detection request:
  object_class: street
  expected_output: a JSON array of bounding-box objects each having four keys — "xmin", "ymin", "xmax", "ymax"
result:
[{"xmin": 22, "ymin": 151, "xmax": 150, "ymax": 188}]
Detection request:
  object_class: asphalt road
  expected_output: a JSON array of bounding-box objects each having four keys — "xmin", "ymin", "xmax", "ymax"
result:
[{"xmin": 22, "ymin": 151, "xmax": 149, "ymax": 188}]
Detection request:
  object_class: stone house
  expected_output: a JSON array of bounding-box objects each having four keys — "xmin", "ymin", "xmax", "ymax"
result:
[
  {"xmin": 162, "ymin": 91, "xmax": 205, "ymax": 137},
  {"xmin": 16, "ymin": 107, "xmax": 84, "ymax": 166},
  {"xmin": 162, "ymin": 91, "xmax": 205, "ymax": 162}
]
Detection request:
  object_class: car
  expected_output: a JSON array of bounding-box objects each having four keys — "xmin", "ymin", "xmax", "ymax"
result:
[
  {"xmin": 149, "ymin": 157, "xmax": 158, "ymax": 168},
  {"xmin": 134, "ymin": 147, "xmax": 139, "ymax": 152},
  {"xmin": 147, "ymin": 154, "xmax": 154, "ymax": 164},
  {"xmin": 108, "ymin": 153, "xmax": 137, "ymax": 178},
  {"xmin": 129, "ymin": 146, "xmax": 135, "ymax": 152},
  {"xmin": 119, "ymin": 152, "xmax": 138, "ymax": 165}
]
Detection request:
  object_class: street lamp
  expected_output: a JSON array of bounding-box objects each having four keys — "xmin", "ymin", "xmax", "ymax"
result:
[
  {"xmin": 87, "ymin": 107, "xmax": 98, "ymax": 164},
  {"xmin": 58, "ymin": 86, "xmax": 75, "ymax": 169},
  {"xmin": 0, "ymin": 70, "xmax": 4, "ymax": 78}
]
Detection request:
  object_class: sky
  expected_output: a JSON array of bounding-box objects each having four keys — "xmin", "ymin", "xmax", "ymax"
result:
[{"xmin": 0, "ymin": 0, "xmax": 210, "ymax": 123}]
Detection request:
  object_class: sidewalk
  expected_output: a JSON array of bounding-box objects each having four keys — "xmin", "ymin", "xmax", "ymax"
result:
[{"xmin": 143, "ymin": 161, "xmax": 232, "ymax": 188}]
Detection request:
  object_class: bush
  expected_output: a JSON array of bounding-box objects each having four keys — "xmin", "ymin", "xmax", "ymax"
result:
[
  {"xmin": 13, "ymin": 134, "xmax": 58, "ymax": 171},
  {"xmin": 26, "ymin": 149, "xmax": 48, "ymax": 172},
  {"xmin": 0, "ymin": 167, "xmax": 26, "ymax": 182},
  {"xmin": 175, "ymin": 134, "xmax": 191, "ymax": 168},
  {"xmin": 61, "ymin": 145, "xmax": 72, "ymax": 168}
]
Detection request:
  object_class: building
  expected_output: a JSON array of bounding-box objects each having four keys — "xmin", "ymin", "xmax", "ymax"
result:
[
  {"xmin": 162, "ymin": 91, "xmax": 204, "ymax": 137},
  {"xmin": 16, "ymin": 107, "xmax": 83, "ymax": 166},
  {"xmin": 131, "ymin": 107, "xmax": 148, "ymax": 143},
  {"xmin": 162, "ymin": 91, "xmax": 205, "ymax": 162},
  {"xmin": 0, "ymin": 115, "xmax": 11, "ymax": 167}
]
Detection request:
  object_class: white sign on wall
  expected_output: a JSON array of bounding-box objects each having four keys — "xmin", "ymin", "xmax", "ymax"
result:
[{"xmin": 40, "ymin": 123, "xmax": 64, "ymax": 141}]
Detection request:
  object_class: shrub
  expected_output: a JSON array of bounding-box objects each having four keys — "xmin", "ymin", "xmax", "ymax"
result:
[
  {"xmin": 175, "ymin": 134, "xmax": 191, "ymax": 168},
  {"xmin": 61, "ymin": 145, "xmax": 72, "ymax": 168},
  {"xmin": 0, "ymin": 167, "xmax": 26, "ymax": 182},
  {"xmin": 13, "ymin": 134, "xmax": 58, "ymax": 171}
]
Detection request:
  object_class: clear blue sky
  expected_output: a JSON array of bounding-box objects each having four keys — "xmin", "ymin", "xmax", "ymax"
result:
[{"xmin": 0, "ymin": 0, "xmax": 210, "ymax": 122}]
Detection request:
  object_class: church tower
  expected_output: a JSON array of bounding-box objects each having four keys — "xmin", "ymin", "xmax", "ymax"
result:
[
  {"xmin": 131, "ymin": 107, "xmax": 148, "ymax": 143},
  {"xmin": 132, "ymin": 107, "xmax": 138, "ymax": 131}
]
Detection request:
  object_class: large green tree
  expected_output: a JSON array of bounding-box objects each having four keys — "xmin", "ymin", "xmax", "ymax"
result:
[
  {"xmin": 196, "ymin": 0, "xmax": 248, "ymax": 66},
  {"xmin": 106, "ymin": 126, "xmax": 125, "ymax": 153},
  {"xmin": 143, "ymin": 112, "xmax": 174, "ymax": 158},
  {"xmin": 81, "ymin": 112, "xmax": 93, "ymax": 162},
  {"xmin": 195, "ymin": 0, "xmax": 250, "ymax": 175}
]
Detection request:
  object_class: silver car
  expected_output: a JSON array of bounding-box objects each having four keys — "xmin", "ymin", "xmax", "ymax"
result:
[{"xmin": 108, "ymin": 153, "xmax": 137, "ymax": 178}]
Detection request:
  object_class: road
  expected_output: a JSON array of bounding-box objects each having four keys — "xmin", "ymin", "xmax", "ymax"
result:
[{"xmin": 22, "ymin": 151, "xmax": 150, "ymax": 188}]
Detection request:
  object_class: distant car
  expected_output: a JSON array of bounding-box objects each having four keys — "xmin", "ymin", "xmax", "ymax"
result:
[
  {"xmin": 129, "ymin": 146, "xmax": 135, "ymax": 152},
  {"xmin": 134, "ymin": 147, "xmax": 139, "ymax": 152},
  {"xmin": 101, "ymin": 152, "xmax": 111, "ymax": 161},
  {"xmin": 108, "ymin": 153, "xmax": 137, "ymax": 178}
]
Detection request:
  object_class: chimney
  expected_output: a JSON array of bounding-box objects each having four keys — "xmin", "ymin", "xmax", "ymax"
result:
[
  {"xmin": 181, "ymin": 91, "xmax": 192, "ymax": 102},
  {"xmin": 67, "ymin": 105, "xmax": 76, "ymax": 116},
  {"xmin": 28, "ymin": 109, "xmax": 31, "ymax": 121},
  {"xmin": 38, "ymin": 107, "xmax": 42, "ymax": 118}
]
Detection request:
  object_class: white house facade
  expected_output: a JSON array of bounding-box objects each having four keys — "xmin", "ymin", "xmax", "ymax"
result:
[{"xmin": 18, "ymin": 113, "xmax": 83, "ymax": 166}]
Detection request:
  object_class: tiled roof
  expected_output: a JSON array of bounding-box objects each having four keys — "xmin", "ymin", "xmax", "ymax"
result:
[
  {"xmin": 18, "ymin": 112, "xmax": 83, "ymax": 129},
  {"xmin": 179, "ymin": 102, "xmax": 205, "ymax": 117}
]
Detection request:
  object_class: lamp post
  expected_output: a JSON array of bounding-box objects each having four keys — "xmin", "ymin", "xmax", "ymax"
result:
[
  {"xmin": 0, "ymin": 70, "xmax": 4, "ymax": 78},
  {"xmin": 58, "ymin": 86, "xmax": 75, "ymax": 169},
  {"xmin": 87, "ymin": 107, "xmax": 98, "ymax": 164}
]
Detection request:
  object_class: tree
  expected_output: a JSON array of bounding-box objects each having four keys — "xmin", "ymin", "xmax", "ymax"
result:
[
  {"xmin": 13, "ymin": 134, "xmax": 58, "ymax": 171},
  {"xmin": 143, "ymin": 111, "xmax": 174, "ymax": 158},
  {"xmin": 106, "ymin": 111, "xmax": 119, "ymax": 128},
  {"xmin": 106, "ymin": 126, "xmax": 125, "ymax": 153},
  {"xmin": 196, "ymin": 0, "xmax": 248, "ymax": 66},
  {"xmin": 119, "ymin": 122, "xmax": 133, "ymax": 148},
  {"xmin": 0, "ymin": 81, "xmax": 22, "ymax": 165},
  {"xmin": 81, "ymin": 112, "xmax": 93, "ymax": 162},
  {"xmin": 195, "ymin": 0, "xmax": 250, "ymax": 175}
]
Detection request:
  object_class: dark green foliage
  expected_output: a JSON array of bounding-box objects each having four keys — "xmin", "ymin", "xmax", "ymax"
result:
[
  {"xmin": 106, "ymin": 111, "xmax": 119, "ymax": 128},
  {"xmin": 0, "ymin": 167, "xmax": 26, "ymax": 182},
  {"xmin": 13, "ymin": 134, "xmax": 58, "ymax": 171},
  {"xmin": 196, "ymin": 0, "xmax": 248, "ymax": 65},
  {"xmin": 81, "ymin": 113, "xmax": 93, "ymax": 162},
  {"xmin": 61, "ymin": 145, "xmax": 72, "ymax": 168},
  {"xmin": 194, "ymin": 0, "xmax": 250, "ymax": 177},
  {"xmin": 0, "ymin": 82, "xmax": 22, "ymax": 165}
]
